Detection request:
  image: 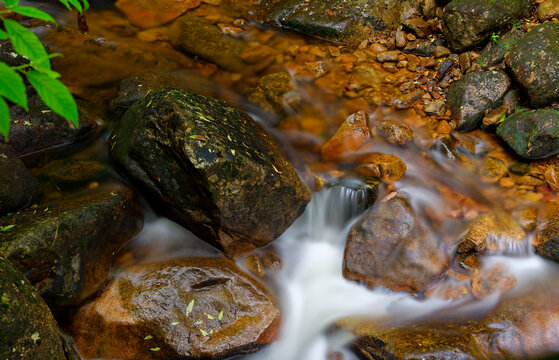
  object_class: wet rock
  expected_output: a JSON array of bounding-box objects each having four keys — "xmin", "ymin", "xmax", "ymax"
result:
[
  {"xmin": 482, "ymin": 104, "xmax": 509, "ymax": 128},
  {"xmin": 37, "ymin": 159, "xmax": 111, "ymax": 191},
  {"xmin": 402, "ymin": 16, "xmax": 432, "ymax": 38},
  {"xmin": 505, "ymin": 22, "xmax": 559, "ymax": 106},
  {"xmin": 478, "ymin": 29, "xmax": 523, "ymax": 69},
  {"xmin": 433, "ymin": 45, "xmax": 451, "ymax": 58},
  {"xmin": 2, "ymin": 97, "xmax": 102, "ymax": 157},
  {"xmin": 168, "ymin": 14, "xmax": 246, "ymax": 72},
  {"xmin": 393, "ymin": 88, "xmax": 423, "ymax": 109},
  {"xmin": 424, "ymin": 99, "xmax": 446, "ymax": 115},
  {"xmin": 356, "ymin": 154, "xmax": 407, "ymax": 183},
  {"xmin": 0, "ymin": 257, "xmax": 65, "ymax": 360},
  {"xmin": 403, "ymin": 39, "xmax": 435, "ymax": 57},
  {"xmin": 446, "ymin": 71, "xmax": 510, "ymax": 132},
  {"xmin": 376, "ymin": 51, "xmax": 400, "ymax": 63},
  {"xmin": 343, "ymin": 196, "xmax": 448, "ymax": 293},
  {"xmin": 457, "ymin": 211, "xmax": 525, "ymax": 253},
  {"xmin": 68, "ymin": 258, "xmax": 280, "ymax": 360},
  {"xmin": 471, "ymin": 263, "xmax": 517, "ymax": 299},
  {"xmin": 109, "ymin": 88, "xmax": 310, "ymax": 258},
  {"xmin": 479, "ymin": 156, "xmax": 508, "ymax": 183},
  {"xmin": 266, "ymin": 0, "xmax": 421, "ymax": 43},
  {"xmin": 535, "ymin": 202, "xmax": 559, "ymax": 264},
  {"xmin": 0, "ymin": 144, "xmax": 39, "ymax": 216},
  {"xmin": 496, "ymin": 109, "xmax": 559, "ymax": 160},
  {"xmin": 116, "ymin": 0, "xmax": 200, "ymax": 28},
  {"xmin": 0, "ymin": 40, "xmax": 26, "ymax": 66},
  {"xmin": 538, "ymin": 0, "xmax": 559, "ymax": 21},
  {"xmin": 442, "ymin": 0, "xmax": 529, "ymax": 52},
  {"xmin": 0, "ymin": 183, "xmax": 143, "ymax": 307},
  {"xmin": 248, "ymin": 72, "xmax": 297, "ymax": 113},
  {"xmin": 322, "ymin": 110, "xmax": 371, "ymax": 162},
  {"xmin": 377, "ymin": 120, "xmax": 413, "ymax": 145}
]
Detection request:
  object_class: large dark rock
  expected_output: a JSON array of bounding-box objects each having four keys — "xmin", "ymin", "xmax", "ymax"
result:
[
  {"xmin": 478, "ymin": 29, "xmax": 523, "ymax": 69},
  {"xmin": 68, "ymin": 257, "xmax": 280, "ymax": 360},
  {"xmin": 535, "ymin": 201, "xmax": 559, "ymax": 264},
  {"xmin": 442, "ymin": 0, "xmax": 530, "ymax": 52},
  {"xmin": 505, "ymin": 22, "xmax": 559, "ymax": 106},
  {"xmin": 446, "ymin": 71, "xmax": 511, "ymax": 132},
  {"xmin": 0, "ymin": 257, "xmax": 65, "ymax": 360},
  {"xmin": 2, "ymin": 97, "xmax": 102, "ymax": 157},
  {"xmin": 168, "ymin": 14, "xmax": 247, "ymax": 72},
  {"xmin": 496, "ymin": 109, "xmax": 559, "ymax": 160},
  {"xmin": 0, "ymin": 183, "xmax": 143, "ymax": 307},
  {"xmin": 0, "ymin": 144, "xmax": 39, "ymax": 216},
  {"xmin": 109, "ymin": 88, "xmax": 310, "ymax": 258},
  {"xmin": 343, "ymin": 196, "xmax": 448, "ymax": 293},
  {"xmin": 266, "ymin": 0, "xmax": 421, "ymax": 43}
]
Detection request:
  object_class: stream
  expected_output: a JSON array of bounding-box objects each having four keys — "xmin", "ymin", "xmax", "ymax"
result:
[{"xmin": 3, "ymin": 0, "xmax": 559, "ymax": 359}]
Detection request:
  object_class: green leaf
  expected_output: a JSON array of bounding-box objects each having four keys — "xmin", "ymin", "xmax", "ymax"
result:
[
  {"xmin": 26, "ymin": 70, "xmax": 78, "ymax": 126},
  {"xmin": 0, "ymin": 29, "xmax": 8, "ymax": 40},
  {"xmin": 4, "ymin": 19, "xmax": 51, "ymax": 70},
  {"xmin": 150, "ymin": 347, "xmax": 160, "ymax": 352},
  {"xmin": 57, "ymin": 0, "xmax": 72, "ymax": 11},
  {"xmin": 0, "ymin": 224, "xmax": 16, "ymax": 232},
  {"xmin": 67, "ymin": 0, "xmax": 83, "ymax": 14},
  {"xmin": 1, "ymin": 0, "xmax": 19, "ymax": 7},
  {"xmin": 0, "ymin": 62, "xmax": 28, "ymax": 110},
  {"xmin": 0, "ymin": 97, "xmax": 9, "ymax": 139},
  {"xmin": 82, "ymin": 0, "xmax": 89, "ymax": 11},
  {"xmin": 186, "ymin": 299, "xmax": 194, "ymax": 316},
  {"xmin": 11, "ymin": 6, "xmax": 56, "ymax": 23},
  {"xmin": 144, "ymin": 335, "xmax": 153, "ymax": 340},
  {"xmin": 218, "ymin": 310, "xmax": 223, "ymax": 321}
]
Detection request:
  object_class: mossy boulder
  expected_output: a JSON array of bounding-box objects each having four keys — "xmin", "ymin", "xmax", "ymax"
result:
[
  {"xmin": 109, "ymin": 88, "xmax": 310, "ymax": 258},
  {"xmin": 266, "ymin": 0, "xmax": 421, "ymax": 43},
  {"xmin": 0, "ymin": 183, "xmax": 143, "ymax": 307},
  {"xmin": 67, "ymin": 257, "xmax": 280, "ymax": 359},
  {"xmin": 442, "ymin": 0, "xmax": 530, "ymax": 52},
  {"xmin": 478, "ymin": 28, "xmax": 523, "ymax": 69},
  {"xmin": 343, "ymin": 196, "xmax": 449, "ymax": 293},
  {"xmin": 2, "ymin": 97, "xmax": 102, "ymax": 157},
  {"xmin": 505, "ymin": 22, "xmax": 559, "ymax": 106},
  {"xmin": 168, "ymin": 14, "xmax": 247, "ymax": 72},
  {"xmin": 0, "ymin": 144, "xmax": 39, "ymax": 216},
  {"xmin": 447, "ymin": 71, "xmax": 511, "ymax": 132},
  {"xmin": 497, "ymin": 109, "xmax": 559, "ymax": 160},
  {"xmin": 0, "ymin": 257, "xmax": 65, "ymax": 360}
]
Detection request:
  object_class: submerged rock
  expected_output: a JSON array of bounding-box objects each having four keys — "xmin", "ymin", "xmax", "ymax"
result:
[
  {"xmin": 0, "ymin": 257, "xmax": 65, "ymax": 360},
  {"xmin": 446, "ymin": 71, "xmax": 510, "ymax": 132},
  {"xmin": 442, "ymin": 0, "xmax": 529, "ymax": 52},
  {"xmin": 248, "ymin": 72, "xmax": 297, "ymax": 113},
  {"xmin": 343, "ymin": 196, "xmax": 448, "ymax": 293},
  {"xmin": 115, "ymin": 0, "xmax": 200, "ymax": 28},
  {"xmin": 538, "ymin": 0, "xmax": 559, "ymax": 21},
  {"xmin": 168, "ymin": 14, "xmax": 247, "ymax": 72},
  {"xmin": 497, "ymin": 109, "xmax": 559, "ymax": 160},
  {"xmin": 37, "ymin": 159, "xmax": 111, "ymax": 191},
  {"xmin": 0, "ymin": 183, "xmax": 143, "ymax": 307},
  {"xmin": 109, "ymin": 88, "xmax": 310, "ymax": 258},
  {"xmin": 2, "ymin": 97, "xmax": 102, "ymax": 157},
  {"xmin": 0, "ymin": 144, "xmax": 39, "ymax": 216},
  {"xmin": 266, "ymin": 0, "xmax": 421, "ymax": 43},
  {"xmin": 68, "ymin": 257, "xmax": 280, "ymax": 359},
  {"xmin": 505, "ymin": 22, "xmax": 559, "ymax": 106}
]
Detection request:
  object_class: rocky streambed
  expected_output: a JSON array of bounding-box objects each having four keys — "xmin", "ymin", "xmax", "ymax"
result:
[{"xmin": 3, "ymin": 0, "xmax": 559, "ymax": 359}]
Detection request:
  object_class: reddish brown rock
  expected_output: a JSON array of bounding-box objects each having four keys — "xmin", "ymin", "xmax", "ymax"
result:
[
  {"xmin": 377, "ymin": 120, "xmax": 413, "ymax": 145},
  {"xmin": 343, "ymin": 196, "xmax": 449, "ymax": 293},
  {"xmin": 68, "ymin": 258, "xmax": 280, "ymax": 360},
  {"xmin": 535, "ymin": 201, "xmax": 559, "ymax": 264},
  {"xmin": 321, "ymin": 111, "xmax": 371, "ymax": 161},
  {"xmin": 356, "ymin": 153, "xmax": 407, "ymax": 183},
  {"xmin": 116, "ymin": 0, "xmax": 201, "ymax": 28}
]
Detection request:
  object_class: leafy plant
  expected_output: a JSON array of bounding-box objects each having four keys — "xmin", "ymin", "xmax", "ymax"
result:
[{"xmin": 0, "ymin": 0, "xmax": 89, "ymax": 138}]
